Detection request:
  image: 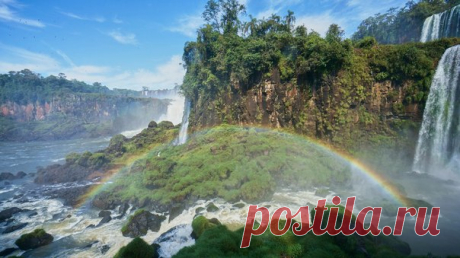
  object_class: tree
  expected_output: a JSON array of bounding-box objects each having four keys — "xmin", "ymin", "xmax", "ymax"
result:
[
  {"xmin": 203, "ymin": 0, "xmax": 221, "ymax": 31},
  {"xmin": 326, "ymin": 24, "xmax": 344, "ymax": 43}
]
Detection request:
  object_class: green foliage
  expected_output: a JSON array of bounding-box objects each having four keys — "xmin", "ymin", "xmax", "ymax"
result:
[
  {"xmin": 100, "ymin": 126, "xmax": 352, "ymax": 206},
  {"xmin": 352, "ymin": 0, "xmax": 460, "ymax": 44},
  {"xmin": 0, "ymin": 69, "xmax": 120, "ymax": 104},
  {"xmin": 114, "ymin": 237, "xmax": 157, "ymax": 258},
  {"xmin": 181, "ymin": 6, "xmax": 353, "ymax": 100},
  {"xmin": 192, "ymin": 216, "xmax": 221, "ymax": 238},
  {"xmin": 175, "ymin": 216, "xmax": 409, "ymax": 258}
]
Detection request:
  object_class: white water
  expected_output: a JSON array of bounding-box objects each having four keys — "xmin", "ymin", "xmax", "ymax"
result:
[
  {"xmin": 156, "ymin": 89, "xmax": 186, "ymax": 126},
  {"xmin": 413, "ymin": 45, "xmax": 460, "ymax": 177},
  {"xmin": 174, "ymin": 100, "xmax": 190, "ymax": 146},
  {"xmin": 420, "ymin": 5, "xmax": 460, "ymax": 42}
]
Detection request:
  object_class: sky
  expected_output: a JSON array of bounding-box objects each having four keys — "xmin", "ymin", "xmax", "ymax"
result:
[{"xmin": 0, "ymin": 0, "xmax": 408, "ymax": 90}]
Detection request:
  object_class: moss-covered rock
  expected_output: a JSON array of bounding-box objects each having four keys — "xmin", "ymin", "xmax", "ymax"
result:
[
  {"xmin": 114, "ymin": 237, "xmax": 158, "ymax": 258},
  {"xmin": 191, "ymin": 216, "xmax": 221, "ymax": 239},
  {"xmin": 121, "ymin": 210, "xmax": 166, "ymax": 238},
  {"xmin": 158, "ymin": 121, "xmax": 174, "ymax": 129},
  {"xmin": 15, "ymin": 229, "xmax": 53, "ymax": 250}
]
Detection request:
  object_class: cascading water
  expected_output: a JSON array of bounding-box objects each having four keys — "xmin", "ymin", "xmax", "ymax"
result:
[
  {"xmin": 413, "ymin": 45, "xmax": 460, "ymax": 176},
  {"xmin": 174, "ymin": 100, "xmax": 190, "ymax": 145},
  {"xmin": 156, "ymin": 88, "xmax": 186, "ymax": 125},
  {"xmin": 420, "ymin": 5, "xmax": 460, "ymax": 42}
]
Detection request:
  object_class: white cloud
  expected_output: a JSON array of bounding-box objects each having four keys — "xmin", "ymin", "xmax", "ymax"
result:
[
  {"xmin": 296, "ymin": 11, "xmax": 346, "ymax": 36},
  {"xmin": 59, "ymin": 10, "xmax": 105, "ymax": 23},
  {"xmin": 55, "ymin": 49, "xmax": 75, "ymax": 67},
  {"xmin": 0, "ymin": 0, "xmax": 44, "ymax": 28},
  {"xmin": 0, "ymin": 43, "xmax": 184, "ymax": 90},
  {"xmin": 107, "ymin": 30, "xmax": 138, "ymax": 45},
  {"xmin": 169, "ymin": 14, "xmax": 203, "ymax": 38}
]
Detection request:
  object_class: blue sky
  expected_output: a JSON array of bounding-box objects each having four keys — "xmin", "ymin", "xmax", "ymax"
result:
[{"xmin": 0, "ymin": 0, "xmax": 407, "ymax": 90}]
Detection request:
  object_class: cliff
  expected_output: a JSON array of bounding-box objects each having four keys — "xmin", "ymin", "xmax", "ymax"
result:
[{"xmin": 0, "ymin": 94, "xmax": 169, "ymax": 141}]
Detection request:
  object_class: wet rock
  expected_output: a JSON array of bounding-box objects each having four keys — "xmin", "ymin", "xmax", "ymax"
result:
[
  {"xmin": 0, "ymin": 247, "xmax": 18, "ymax": 257},
  {"xmin": 121, "ymin": 210, "xmax": 166, "ymax": 238},
  {"xmin": 0, "ymin": 171, "xmax": 27, "ymax": 181},
  {"xmin": 0, "ymin": 207, "xmax": 24, "ymax": 222},
  {"xmin": 117, "ymin": 203, "xmax": 130, "ymax": 218},
  {"xmin": 100, "ymin": 244, "xmax": 110, "ymax": 254},
  {"xmin": 4, "ymin": 181, "xmax": 10, "ymax": 186},
  {"xmin": 3, "ymin": 222, "xmax": 28, "ymax": 234},
  {"xmin": 92, "ymin": 192, "xmax": 120, "ymax": 210},
  {"xmin": 98, "ymin": 210, "xmax": 111, "ymax": 218},
  {"xmin": 34, "ymin": 164, "xmax": 93, "ymax": 185},
  {"xmin": 169, "ymin": 204, "xmax": 185, "ymax": 222},
  {"xmin": 96, "ymin": 214, "xmax": 112, "ymax": 227},
  {"xmin": 15, "ymin": 229, "xmax": 53, "ymax": 250},
  {"xmin": 16, "ymin": 171, "xmax": 27, "ymax": 179},
  {"xmin": 28, "ymin": 211, "xmax": 38, "ymax": 218},
  {"xmin": 43, "ymin": 185, "xmax": 90, "ymax": 206},
  {"xmin": 0, "ymin": 172, "xmax": 16, "ymax": 181},
  {"xmin": 195, "ymin": 207, "xmax": 205, "ymax": 215},
  {"xmin": 232, "ymin": 203, "xmax": 245, "ymax": 209},
  {"xmin": 206, "ymin": 202, "xmax": 219, "ymax": 212}
]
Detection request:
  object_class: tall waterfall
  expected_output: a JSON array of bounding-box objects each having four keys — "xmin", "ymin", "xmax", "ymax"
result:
[
  {"xmin": 413, "ymin": 45, "xmax": 460, "ymax": 176},
  {"xmin": 175, "ymin": 99, "xmax": 190, "ymax": 145},
  {"xmin": 420, "ymin": 5, "xmax": 460, "ymax": 42}
]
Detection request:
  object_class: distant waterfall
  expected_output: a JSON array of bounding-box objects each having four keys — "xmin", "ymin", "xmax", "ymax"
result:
[
  {"xmin": 420, "ymin": 5, "xmax": 460, "ymax": 42},
  {"xmin": 413, "ymin": 45, "xmax": 460, "ymax": 175},
  {"xmin": 175, "ymin": 99, "xmax": 190, "ymax": 145},
  {"xmin": 156, "ymin": 89, "xmax": 186, "ymax": 125}
]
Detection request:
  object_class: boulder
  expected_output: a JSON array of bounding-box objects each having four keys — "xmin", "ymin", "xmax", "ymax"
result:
[
  {"xmin": 96, "ymin": 213, "xmax": 112, "ymax": 227},
  {"xmin": 148, "ymin": 121, "xmax": 158, "ymax": 128},
  {"xmin": 168, "ymin": 204, "xmax": 185, "ymax": 222},
  {"xmin": 15, "ymin": 229, "xmax": 53, "ymax": 250},
  {"xmin": 206, "ymin": 202, "xmax": 219, "ymax": 212},
  {"xmin": 98, "ymin": 210, "xmax": 111, "ymax": 218},
  {"xmin": 3, "ymin": 222, "xmax": 28, "ymax": 234},
  {"xmin": 0, "ymin": 172, "xmax": 16, "ymax": 181},
  {"xmin": 121, "ymin": 210, "xmax": 166, "ymax": 238},
  {"xmin": 0, "ymin": 207, "xmax": 24, "ymax": 222}
]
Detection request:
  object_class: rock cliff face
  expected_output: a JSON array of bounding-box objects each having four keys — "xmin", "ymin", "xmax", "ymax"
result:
[
  {"xmin": 0, "ymin": 94, "xmax": 169, "ymax": 141},
  {"xmin": 188, "ymin": 69, "xmax": 421, "ymax": 146}
]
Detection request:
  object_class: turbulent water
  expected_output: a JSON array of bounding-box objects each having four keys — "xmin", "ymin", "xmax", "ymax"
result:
[
  {"xmin": 413, "ymin": 45, "xmax": 460, "ymax": 177},
  {"xmin": 420, "ymin": 4, "xmax": 460, "ymax": 42}
]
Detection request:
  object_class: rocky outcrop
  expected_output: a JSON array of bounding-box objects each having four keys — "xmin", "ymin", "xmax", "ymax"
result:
[
  {"xmin": 188, "ymin": 71, "xmax": 422, "ymax": 145},
  {"xmin": 121, "ymin": 210, "xmax": 166, "ymax": 238}
]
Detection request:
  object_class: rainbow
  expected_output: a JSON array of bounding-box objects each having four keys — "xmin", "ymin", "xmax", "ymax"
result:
[{"xmin": 74, "ymin": 126, "xmax": 410, "ymax": 209}]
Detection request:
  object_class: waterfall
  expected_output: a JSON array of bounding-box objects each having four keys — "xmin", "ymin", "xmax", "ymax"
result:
[
  {"xmin": 413, "ymin": 45, "xmax": 460, "ymax": 176},
  {"xmin": 420, "ymin": 5, "xmax": 460, "ymax": 42},
  {"xmin": 156, "ymin": 88, "xmax": 186, "ymax": 125},
  {"xmin": 175, "ymin": 99, "xmax": 190, "ymax": 145}
]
